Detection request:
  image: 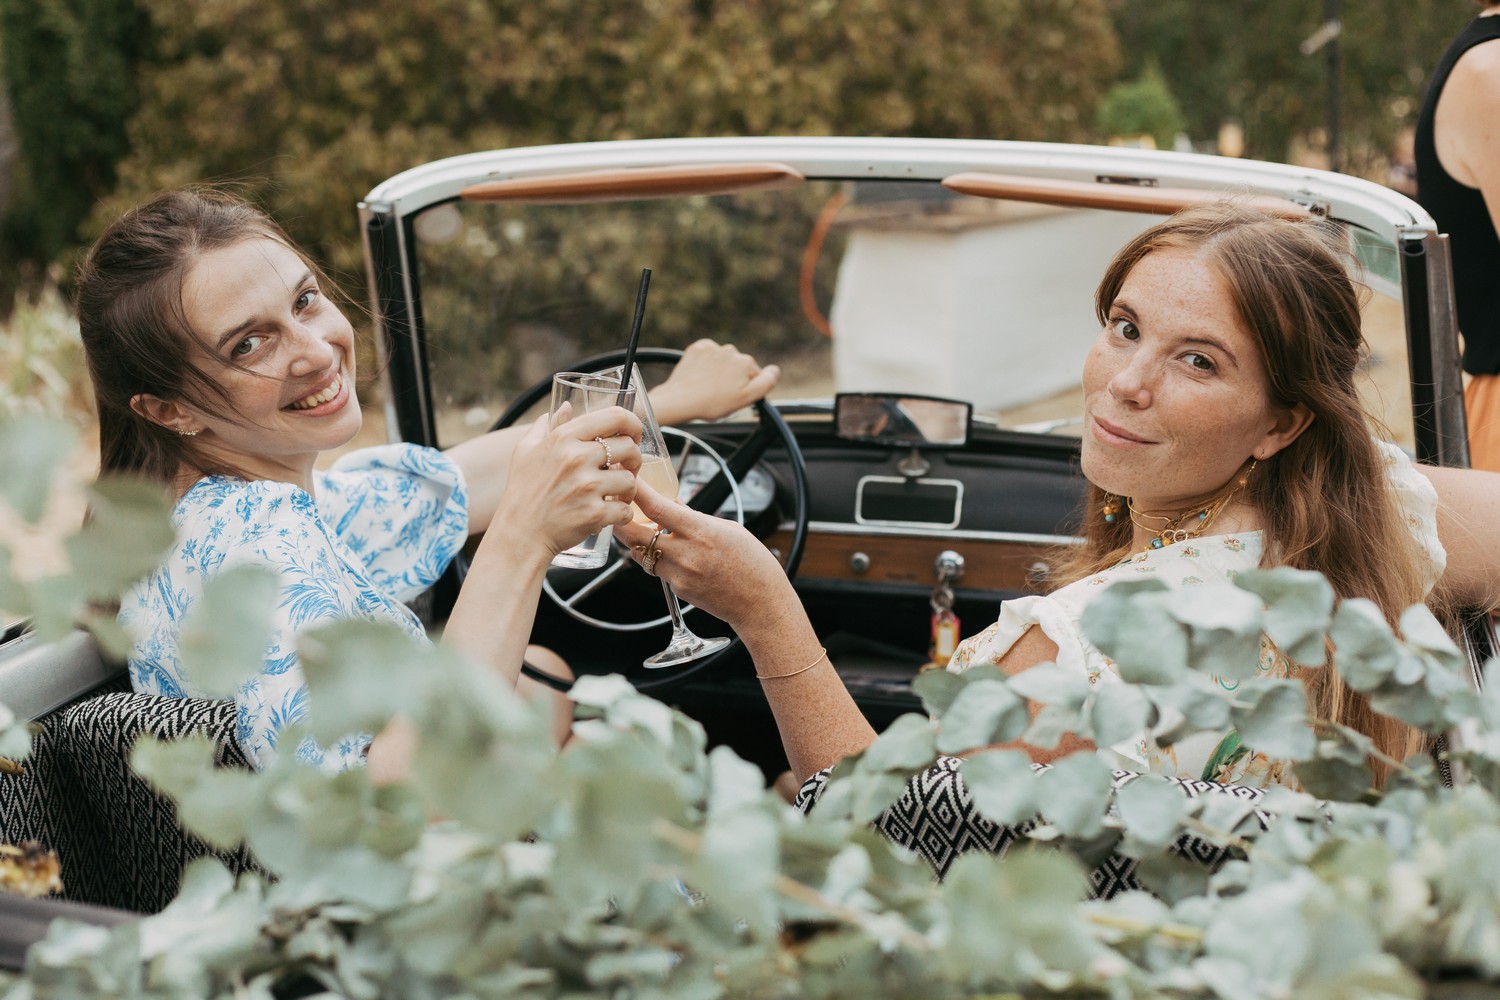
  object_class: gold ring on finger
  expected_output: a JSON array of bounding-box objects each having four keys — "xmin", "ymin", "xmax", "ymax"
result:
[{"xmin": 595, "ymin": 436, "xmax": 612, "ymax": 470}]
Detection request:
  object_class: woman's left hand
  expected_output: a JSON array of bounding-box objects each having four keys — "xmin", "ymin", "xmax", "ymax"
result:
[
  {"xmin": 650, "ymin": 339, "xmax": 781, "ymax": 424},
  {"xmin": 615, "ymin": 480, "xmax": 800, "ymax": 639}
]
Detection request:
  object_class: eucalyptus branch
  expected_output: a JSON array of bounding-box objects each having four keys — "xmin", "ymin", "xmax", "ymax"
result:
[
  {"xmin": 651, "ymin": 819, "xmax": 932, "ymax": 951},
  {"xmin": 1085, "ymin": 910, "xmax": 1203, "ymax": 946},
  {"xmin": 1310, "ymin": 718, "xmax": 1417, "ymax": 779},
  {"xmin": 1180, "ymin": 815, "xmax": 1258, "ymax": 857}
]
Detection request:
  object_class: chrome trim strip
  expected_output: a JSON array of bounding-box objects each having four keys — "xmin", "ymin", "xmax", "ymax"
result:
[
  {"xmin": 854, "ymin": 475, "xmax": 963, "ymax": 529},
  {"xmin": 362, "ymin": 137, "xmax": 1435, "ymax": 244},
  {"xmin": 784, "ymin": 520, "xmax": 1082, "ymax": 547}
]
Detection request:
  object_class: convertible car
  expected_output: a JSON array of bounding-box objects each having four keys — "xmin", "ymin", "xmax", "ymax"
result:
[
  {"xmin": 0, "ymin": 136, "xmax": 1485, "ymax": 947},
  {"xmin": 356, "ymin": 135, "xmax": 1477, "ymax": 778}
]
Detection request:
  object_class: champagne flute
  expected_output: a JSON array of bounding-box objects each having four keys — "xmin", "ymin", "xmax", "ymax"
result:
[{"xmin": 599, "ymin": 363, "xmax": 731, "ymax": 668}]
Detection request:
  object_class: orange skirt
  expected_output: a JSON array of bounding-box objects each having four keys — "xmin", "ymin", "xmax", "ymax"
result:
[{"xmin": 1466, "ymin": 373, "xmax": 1500, "ymax": 472}]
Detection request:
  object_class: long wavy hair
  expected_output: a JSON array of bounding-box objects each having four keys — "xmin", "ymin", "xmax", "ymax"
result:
[
  {"xmin": 75, "ymin": 188, "xmax": 334, "ymax": 485},
  {"xmin": 1055, "ymin": 202, "xmax": 1436, "ymax": 775}
]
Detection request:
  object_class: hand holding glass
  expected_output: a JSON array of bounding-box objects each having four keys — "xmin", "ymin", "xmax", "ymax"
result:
[
  {"xmin": 596, "ymin": 364, "xmax": 731, "ymax": 668},
  {"xmin": 548, "ymin": 371, "xmax": 633, "ymax": 570}
]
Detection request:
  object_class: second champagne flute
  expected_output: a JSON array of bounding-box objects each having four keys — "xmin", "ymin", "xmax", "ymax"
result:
[{"xmin": 597, "ymin": 363, "xmax": 731, "ymax": 668}]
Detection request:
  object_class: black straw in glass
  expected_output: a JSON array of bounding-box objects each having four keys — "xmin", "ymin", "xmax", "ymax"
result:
[{"xmin": 617, "ymin": 267, "xmax": 651, "ymax": 402}]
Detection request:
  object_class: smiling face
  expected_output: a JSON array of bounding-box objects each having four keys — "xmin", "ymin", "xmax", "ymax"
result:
[
  {"xmin": 144, "ymin": 237, "xmax": 361, "ymax": 489},
  {"xmin": 1081, "ymin": 249, "xmax": 1310, "ymax": 519}
]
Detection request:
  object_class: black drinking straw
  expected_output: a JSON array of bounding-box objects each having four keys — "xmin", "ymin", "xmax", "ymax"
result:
[{"xmin": 617, "ymin": 267, "xmax": 651, "ymax": 403}]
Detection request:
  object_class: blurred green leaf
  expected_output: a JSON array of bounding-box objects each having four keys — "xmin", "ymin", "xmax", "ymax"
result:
[
  {"xmin": 65, "ymin": 477, "xmax": 175, "ymax": 600},
  {"xmin": 935, "ymin": 679, "xmax": 1028, "ymax": 754},
  {"xmin": 298, "ymin": 618, "xmax": 435, "ymax": 743},
  {"xmin": 911, "ymin": 666, "xmax": 966, "ymax": 717},
  {"xmin": 1037, "ymin": 753, "xmax": 1114, "ymax": 839},
  {"xmin": 177, "ymin": 565, "xmax": 280, "ymax": 699},
  {"xmin": 1083, "ymin": 579, "xmax": 1190, "ymax": 685},
  {"xmin": 858, "ymin": 712, "xmax": 937, "ymax": 774},
  {"xmin": 960, "ymin": 749, "xmax": 1038, "ymax": 827},
  {"xmin": 1087, "ymin": 680, "xmax": 1152, "ymax": 748},
  {"xmin": 1230, "ymin": 679, "xmax": 1315, "ymax": 762},
  {"xmin": 1330, "ymin": 599, "xmax": 1403, "ymax": 692},
  {"xmin": 1236, "ymin": 567, "xmax": 1335, "ymax": 667},
  {"xmin": 0, "ymin": 414, "xmax": 77, "ymax": 524},
  {"xmin": 1115, "ymin": 775, "xmax": 1187, "ymax": 855},
  {"xmin": 1008, "ymin": 662, "xmax": 1090, "ymax": 709}
]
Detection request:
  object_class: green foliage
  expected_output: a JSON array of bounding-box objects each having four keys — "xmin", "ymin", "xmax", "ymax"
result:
[
  {"xmin": 1108, "ymin": 0, "xmax": 1481, "ymax": 169},
  {"xmin": 0, "ymin": 0, "xmax": 145, "ymax": 273},
  {"xmin": 1096, "ymin": 62, "xmax": 1184, "ymax": 150},
  {"xmin": 12, "ymin": 412, "xmax": 1500, "ymax": 994},
  {"xmin": 0, "ymin": 283, "xmax": 90, "ymax": 422}
]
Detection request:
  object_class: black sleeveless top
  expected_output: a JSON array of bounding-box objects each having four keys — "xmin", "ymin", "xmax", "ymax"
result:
[{"xmin": 1415, "ymin": 14, "xmax": 1500, "ymax": 375}]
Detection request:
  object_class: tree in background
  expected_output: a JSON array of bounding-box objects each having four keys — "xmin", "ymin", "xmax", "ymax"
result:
[
  {"xmin": 4, "ymin": 0, "xmax": 1119, "ymax": 290},
  {"xmin": 1106, "ymin": 0, "xmax": 1478, "ymax": 172},
  {"xmin": 1096, "ymin": 60, "xmax": 1184, "ymax": 149},
  {"xmin": 0, "ymin": 0, "xmax": 145, "ymax": 289}
]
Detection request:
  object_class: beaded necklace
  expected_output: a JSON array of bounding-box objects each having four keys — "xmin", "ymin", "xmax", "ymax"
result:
[{"xmin": 1110, "ymin": 459, "xmax": 1257, "ymax": 551}]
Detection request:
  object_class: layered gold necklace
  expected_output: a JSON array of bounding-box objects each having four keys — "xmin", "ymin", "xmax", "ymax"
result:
[{"xmin": 1107, "ymin": 459, "xmax": 1257, "ymax": 552}]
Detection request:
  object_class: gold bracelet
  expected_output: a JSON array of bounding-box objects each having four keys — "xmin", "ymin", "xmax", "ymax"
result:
[{"xmin": 757, "ymin": 647, "xmax": 826, "ymax": 681}]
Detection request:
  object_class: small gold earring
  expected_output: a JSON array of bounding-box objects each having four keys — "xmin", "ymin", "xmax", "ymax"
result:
[{"xmin": 178, "ymin": 428, "xmax": 199, "ymax": 437}]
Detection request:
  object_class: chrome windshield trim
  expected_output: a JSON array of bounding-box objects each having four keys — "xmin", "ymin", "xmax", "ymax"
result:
[{"xmin": 785, "ymin": 520, "xmax": 1083, "ymax": 547}]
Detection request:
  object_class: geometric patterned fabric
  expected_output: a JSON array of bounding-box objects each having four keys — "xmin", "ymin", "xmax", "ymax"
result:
[
  {"xmin": 795, "ymin": 755, "xmax": 1268, "ymax": 896},
  {"xmin": 0, "ymin": 684, "xmax": 262, "ymax": 914}
]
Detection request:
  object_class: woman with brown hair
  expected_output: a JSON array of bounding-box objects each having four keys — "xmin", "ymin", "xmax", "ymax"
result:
[
  {"xmin": 76, "ymin": 188, "xmax": 778, "ymax": 771},
  {"xmin": 618, "ymin": 202, "xmax": 1500, "ymax": 790}
]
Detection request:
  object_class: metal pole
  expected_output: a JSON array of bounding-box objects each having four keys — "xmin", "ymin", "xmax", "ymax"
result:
[{"xmin": 1325, "ymin": 0, "xmax": 1342, "ymax": 172}]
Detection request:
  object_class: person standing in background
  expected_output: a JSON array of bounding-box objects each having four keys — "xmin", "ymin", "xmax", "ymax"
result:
[{"xmin": 1415, "ymin": 2, "xmax": 1500, "ymax": 471}]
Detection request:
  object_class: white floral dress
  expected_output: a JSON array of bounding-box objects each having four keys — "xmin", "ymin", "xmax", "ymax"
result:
[
  {"xmin": 121, "ymin": 444, "xmax": 468, "ymax": 771},
  {"xmin": 947, "ymin": 442, "xmax": 1447, "ymax": 788}
]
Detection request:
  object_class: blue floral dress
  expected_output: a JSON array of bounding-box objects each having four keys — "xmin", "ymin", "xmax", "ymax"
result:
[{"xmin": 120, "ymin": 444, "xmax": 468, "ymax": 771}]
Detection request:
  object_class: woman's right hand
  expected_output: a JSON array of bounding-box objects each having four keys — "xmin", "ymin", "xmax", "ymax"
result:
[
  {"xmin": 615, "ymin": 480, "xmax": 801, "ymax": 640},
  {"xmin": 491, "ymin": 406, "xmax": 643, "ymax": 559}
]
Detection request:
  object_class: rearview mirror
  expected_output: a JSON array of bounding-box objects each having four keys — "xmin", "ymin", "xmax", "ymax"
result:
[{"xmin": 834, "ymin": 393, "xmax": 971, "ymax": 448}]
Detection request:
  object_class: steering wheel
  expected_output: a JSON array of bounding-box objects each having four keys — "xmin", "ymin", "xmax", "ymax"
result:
[{"xmin": 479, "ymin": 347, "xmax": 810, "ymax": 693}]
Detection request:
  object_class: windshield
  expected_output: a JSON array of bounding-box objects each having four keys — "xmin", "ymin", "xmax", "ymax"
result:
[{"xmin": 407, "ymin": 179, "xmax": 1414, "ymax": 450}]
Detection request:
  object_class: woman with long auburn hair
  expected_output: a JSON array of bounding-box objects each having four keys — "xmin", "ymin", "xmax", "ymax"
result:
[{"xmin": 618, "ymin": 202, "xmax": 1500, "ymax": 790}]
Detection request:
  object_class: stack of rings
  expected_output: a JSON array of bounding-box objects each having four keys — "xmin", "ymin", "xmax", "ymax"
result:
[
  {"xmin": 595, "ymin": 435, "xmax": 613, "ymax": 470},
  {"xmin": 633, "ymin": 528, "xmax": 668, "ymax": 576}
]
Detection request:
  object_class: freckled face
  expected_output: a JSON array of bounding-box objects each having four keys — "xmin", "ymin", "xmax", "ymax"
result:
[
  {"xmin": 178, "ymin": 238, "xmax": 361, "ymax": 485},
  {"xmin": 1081, "ymin": 250, "xmax": 1295, "ymax": 511}
]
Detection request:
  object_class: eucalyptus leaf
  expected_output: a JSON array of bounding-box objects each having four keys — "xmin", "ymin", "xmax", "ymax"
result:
[
  {"xmin": 177, "ymin": 565, "xmax": 280, "ymax": 699},
  {"xmin": 1235, "ymin": 567, "xmax": 1335, "ymax": 666},
  {"xmin": 65, "ymin": 476, "xmax": 175, "ymax": 599},
  {"xmin": 1330, "ymin": 599, "xmax": 1403, "ymax": 692},
  {"xmin": 858, "ymin": 713, "xmax": 937, "ymax": 773},
  {"xmin": 1082, "ymin": 580, "xmax": 1191, "ymax": 685},
  {"xmin": 0, "ymin": 415, "xmax": 77, "ymax": 524},
  {"xmin": 1087, "ymin": 680, "xmax": 1152, "ymax": 748},
  {"xmin": 298, "ymin": 619, "xmax": 438, "ymax": 744},
  {"xmin": 959, "ymin": 749, "xmax": 1039, "ymax": 826},
  {"xmin": 1035, "ymin": 753, "xmax": 1114, "ymax": 839},
  {"xmin": 1114, "ymin": 775, "xmax": 1188, "ymax": 855},
  {"xmin": 934, "ymin": 678, "xmax": 1028, "ymax": 754},
  {"xmin": 1007, "ymin": 661, "xmax": 1090, "ymax": 709},
  {"xmin": 1230, "ymin": 679, "xmax": 1316, "ymax": 761},
  {"xmin": 1022, "ymin": 701, "xmax": 1086, "ymax": 750},
  {"xmin": 911, "ymin": 666, "xmax": 966, "ymax": 717},
  {"xmin": 131, "ymin": 734, "xmax": 263, "ymax": 851}
]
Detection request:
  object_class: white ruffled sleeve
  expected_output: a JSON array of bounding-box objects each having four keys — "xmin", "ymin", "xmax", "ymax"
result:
[
  {"xmin": 948, "ymin": 592, "xmax": 1098, "ymax": 682},
  {"xmin": 1376, "ymin": 440, "xmax": 1447, "ymax": 596},
  {"xmin": 316, "ymin": 444, "xmax": 469, "ymax": 603}
]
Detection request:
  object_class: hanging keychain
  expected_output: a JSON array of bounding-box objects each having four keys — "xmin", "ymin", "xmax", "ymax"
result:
[{"xmin": 924, "ymin": 550, "xmax": 964, "ymax": 670}]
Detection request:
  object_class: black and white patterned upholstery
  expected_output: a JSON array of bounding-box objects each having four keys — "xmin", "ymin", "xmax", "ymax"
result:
[
  {"xmin": 0, "ymin": 685, "xmax": 262, "ymax": 914},
  {"xmin": 796, "ymin": 756, "xmax": 1267, "ymax": 894}
]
